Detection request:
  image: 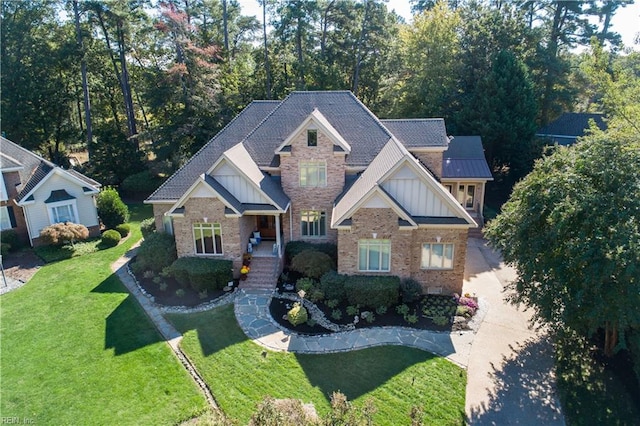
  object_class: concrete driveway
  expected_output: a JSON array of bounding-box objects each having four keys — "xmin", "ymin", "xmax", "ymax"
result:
[{"xmin": 463, "ymin": 238, "xmax": 565, "ymax": 425}]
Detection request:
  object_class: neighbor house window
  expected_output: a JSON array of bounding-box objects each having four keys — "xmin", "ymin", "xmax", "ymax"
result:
[
  {"xmin": 49, "ymin": 202, "xmax": 77, "ymax": 224},
  {"xmin": 444, "ymin": 184, "xmax": 453, "ymax": 194},
  {"xmin": 358, "ymin": 239, "xmax": 390, "ymax": 272},
  {"xmin": 301, "ymin": 210, "xmax": 326, "ymax": 237},
  {"xmin": 193, "ymin": 222, "xmax": 222, "ymax": 254},
  {"xmin": 421, "ymin": 243, "xmax": 454, "ymax": 269},
  {"xmin": 457, "ymin": 184, "xmax": 475, "ymax": 209},
  {"xmin": 307, "ymin": 129, "xmax": 318, "ymax": 147},
  {"xmin": 0, "ymin": 206, "xmax": 14, "ymax": 230},
  {"xmin": 299, "ymin": 161, "xmax": 326, "ymax": 187}
]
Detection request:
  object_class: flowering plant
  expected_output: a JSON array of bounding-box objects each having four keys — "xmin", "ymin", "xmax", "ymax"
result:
[{"xmin": 240, "ymin": 265, "xmax": 250, "ymax": 275}]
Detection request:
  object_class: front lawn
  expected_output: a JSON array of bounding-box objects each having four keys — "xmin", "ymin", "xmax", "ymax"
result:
[
  {"xmin": 169, "ymin": 306, "xmax": 466, "ymax": 425},
  {"xmin": 0, "ymin": 205, "xmax": 208, "ymax": 425}
]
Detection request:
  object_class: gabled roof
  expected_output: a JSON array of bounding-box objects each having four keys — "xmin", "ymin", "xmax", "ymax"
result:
[
  {"xmin": 146, "ymin": 100, "xmax": 280, "ymax": 202},
  {"xmin": 275, "ymin": 108, "xmax": 351, "ymax": 155},
  {"xmin": 442, "ymin": 136, "xmax": 493, "ymax": 180},
  {"xmin": 1, "ymin": 137, "xmax": 100, "ymax": 203},
  {"xmin": 0, "ymin": 152, "xmax": 24, "ymax": 171},
  {"xmin": 536, "ymin": 113, "xmax": 606, "ymax": 139},
  {"xmin": 380, "ymin": 119, "xmax": 449, "ymax": 149}
]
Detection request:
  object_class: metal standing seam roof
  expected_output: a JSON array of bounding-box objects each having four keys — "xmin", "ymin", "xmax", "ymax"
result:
[
  {"xmin": 536, "ymin": 112, "xmax": 606, "ymax": 137},
  {"xmin": 442, "ymin": 136, "xmax": 493, "ymax": 180}
]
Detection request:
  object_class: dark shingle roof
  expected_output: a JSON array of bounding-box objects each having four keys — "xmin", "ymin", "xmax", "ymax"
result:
[
  {"xmin": 442, "ymin": 136, "xmax": 493, "ymax": 180},
  {"xmin": 147, "ymin": 101, "xmax": 280, "ymax": 202},
  {"xmin": 536, "ymin": 113, "xmax": 606, "ymax": 139},
  {"xmin": 380, "ymin": 119, "xmax": 449, "ymax": 148},
  {"xmin": 243, "ymin": 91, "xmax": 393, "ymax": 168}
]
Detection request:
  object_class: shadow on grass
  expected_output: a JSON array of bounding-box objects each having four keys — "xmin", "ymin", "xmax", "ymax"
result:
[
  {"xmin": 295, "ymin": 346, "xmax": 434, "ymax": 401},
  {"xmin": 93, "ymin": 274, "xmax": 164, "ymax": 356},
  {"xmin": 467, "ymin": 336, "xmax": 564, "ymax": 425}
]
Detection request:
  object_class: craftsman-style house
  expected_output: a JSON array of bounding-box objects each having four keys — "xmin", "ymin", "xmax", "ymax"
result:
[{"xmin": 146, "ymin": 91, "xmax": 492, "ymax": 294}]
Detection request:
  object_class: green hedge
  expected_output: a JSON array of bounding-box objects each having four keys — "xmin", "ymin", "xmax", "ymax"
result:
[
  {"xmin": 344, "ymin": 276, "xmax": 400, "ymax": 309},
  {"xmin": 285, "ymin": 241, "xmax": 337, "ymax": 264},
  {"xmin": 140, "ymin": 218, "xmax": 156, "ymax": 239},
  {"xmin": 290, "ymin": 250, "xmax": 334, "ymax": 279},
  {"xmin": 319, "ymin": 271, "xmax": 347, "ymax": 301},
  {"xmin": 133, "ymin": 232, "xmax": 176, "ymax": 274},
  {"xmin": 0, "ymin": 230, "xmax": 21, "ymax": 252},
  {"xmin": 115, "ymin": 223, "xmax": 130, "ymax": 237},
  {"xmin": 168, "ymin": 257, "xmax": 233, "ymax": 292}
]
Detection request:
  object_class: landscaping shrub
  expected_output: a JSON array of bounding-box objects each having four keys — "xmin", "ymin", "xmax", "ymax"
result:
[
  {"xmin": 120, "ymin": 170, "xmax": 165, "ymax": 196},
  {"xmin": 0, "ymin": 230, "xmax": 21, "ymax": 252},
  {"xmin": 96, "ymin": 187, "xmax": 129, "ymax": 229},
  {"xmin": 287, "ymin": 302, "xmax": 308, "ymax": 326},
  {"xmin": 290, "ymin": 250, "xmax": 334, "ymax": 279},
  {"xmin": 400, "ymin": 278, "xmax": 423, "ymax": 303},
  {"xmin": 133, "ymin": 232, "xmax": 176, "ymax": 274},
  {"xmin": 1, "ymin": 243, "xmax": 10, "ymax": 256},
  {"xmin": 320, "ymin": 271, "xmax": 347, "ymax": 301},
  {"xmin": 114, "ymin": 223, "xmax": 130, "ymax": 237},
  {"xmin": 295, "ymin": 277, "xmax": 316, "ymax": 293},
  {"xmin": 285, "ymin": 241, "xmax": 337, "ymax": 264},
  {"xmin": 168, "ymin": 257, "xmax": 233, "ymax": 291},
  {"xmin": 344, "ymin": 276, "xmax": 400, "ymax": 309},
  {"xmin": 39, "ymin": 222, "xmax": 89, "ymax": 246},
  {"xmin": 140, "ymin": 217, "xmax": 156, "ymax": 239},
  {"xmin": 101, "ymin": 229, "xmax": 121, "ymax": 247}
]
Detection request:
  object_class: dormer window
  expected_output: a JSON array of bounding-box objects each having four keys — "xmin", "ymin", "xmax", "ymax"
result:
[{"xmin": 307, "ymin": 129, "xmax": 317, "ymax": 147}]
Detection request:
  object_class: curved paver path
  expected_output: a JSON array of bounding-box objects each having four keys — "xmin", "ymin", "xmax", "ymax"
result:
[{"xmin": 233, "ymin": 289, "xmax": 474, "ymax": 367}]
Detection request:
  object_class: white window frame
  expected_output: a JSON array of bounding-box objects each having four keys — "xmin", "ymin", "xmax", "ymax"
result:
[
  {"xmin": 358, "ymin": 239, "xmax": 391, "ymax": 272},
  {"xmin": 457, "ymin": 184, "xmax": 475, "ymax": 209},
  {"xmin": 0, "ymin": 206, "xmax": 13, "ymax": 230},
  {"xmin": 47, "ymin": 200, "xmax": 79, "ymax": 224},
  {"xmin": 299, "ymin": 161, "xmax": 327, "ymax": 187},
  {"xmin": 421, "ymin": 243, "xmax": 454, "ymax": 269},
  {"xmin": 193, "ymin": 222, "xmax": 223, "ymax": 255},
  {"xmin": 300, "ymin": 210, "xmax": 326, "ymax": 237},
  {"xmin": 307, "ymin": 129, "xmax": 318, "ymax": 147}
]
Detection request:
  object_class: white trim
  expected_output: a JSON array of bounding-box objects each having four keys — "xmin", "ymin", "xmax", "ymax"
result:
[
  {"xmin": 408, "ymin": 147, "xmax": 447, "ymax": 153},
  {"xmin": 192, "ymin": 222, "xmax": 224, "ymax": 255},
  {"xmin": 275, "ymin": 109, "xmax": 352, "ymax": 154},
  {"xmin": 358, "ymin": 239, "xmax": 391, "ymax": 272},
  {"xmin": 166, "ymin": 174, "xmax": 241, "ymax": 216},
  {"xmin": 47, "ymin": 199, "xmax": 79, "ymax": 225},
  {"xmin": 16, "ymin": 168, "xmax": 99, "ymax": 205}
]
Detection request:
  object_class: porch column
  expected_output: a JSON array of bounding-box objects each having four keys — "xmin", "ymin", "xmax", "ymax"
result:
[{"xmin": 274, "ymin": 214, "xmax": 282, "ymax": 257}]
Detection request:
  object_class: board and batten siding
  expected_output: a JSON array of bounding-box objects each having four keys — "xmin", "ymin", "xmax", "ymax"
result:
[
  {"xmin": 381, "ymin": 165, "xmax": 455, "ymax": 217},
  {"xmin": 211, "ymin": 162, "xmax": 270, "ymax": 204},
  {"xmin": 24, "ymin": 173, "xmax": 98, "ymax": 238}
]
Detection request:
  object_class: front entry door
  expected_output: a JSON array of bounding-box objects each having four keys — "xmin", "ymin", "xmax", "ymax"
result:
[{"xmin": 257, "ymin": 215, "xmax": 276, "ymax": 239}]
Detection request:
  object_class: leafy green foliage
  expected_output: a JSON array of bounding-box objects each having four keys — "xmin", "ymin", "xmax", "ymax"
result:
[
  {"xmin": 140, "ymin": 218, "xmax": 156, "ymax": 239},
  {"xmin": 39, "ymin": 222, "xmax": 89, "ymax": 246},
  {"xmin": 132, "ymin": 232, "xmax": 177, "ymax": 274},
  {"xmin": 114, "ymin": 223, "xmax": 130, "ymax": 238},
  {"xmin": 344, "ymin": 276, "xmax": 400, "ymax": 309},
  {"xmin": 400, "ymin": 278, "xmax": 423, "ymax": 304},
  {"xmin": 285, "ymin": 241, "xmax": 337, "ymax": 264},
  {"xmin": 295, "ymin": 277, "xmax": 316, "ymax": 293},
  {"xmin": 290, "ymin": 249, "xmax": 334, "ymax": 279},
  {"xmin": 168, "ymin": 257, "xmax": 233, "ymax": 292},
  {"xmin": 286, "ymin": 302, "xmax": 308, "ymax": 327},
  {"xmin": 486, "ymin": 132, "xmax": 640, "ymax": 356},
  {"xmin": 120, "ymin": 170, "xmax": 166, "ymax": 196},
  {"xmin": 319, "ymin": 271, "xmax": 347, "ymax": 301},
  {"xmin": 100, "ymin": 229, "xmax": 121, "ymax": 248},
  {"xmin": 96, "ymin": 187, "xmax": 129, "ymax": 229},
  {"xmin": 0, "ymin": 230, "xmax": 22, "ymax": 252}
]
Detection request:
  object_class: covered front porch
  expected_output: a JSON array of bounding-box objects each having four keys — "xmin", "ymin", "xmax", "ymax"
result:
[{"xmin": 248, "ymin": 214, "xmax": 285, "ymax": 258}]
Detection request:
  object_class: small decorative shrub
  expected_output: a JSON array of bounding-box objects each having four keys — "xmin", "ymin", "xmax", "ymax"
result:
[
  {"xmin": 101, "ymin": 229, "xmax": 121, "ymax": 247},
  {"xmin": 175, "ymin": 288, "xmax": 186, "ymax": 298},
  {"xmin": 296, "ymin": 277, "xmax": 316, "ymax": 293},
  {"xmin": 133, "ymin": 232, "xmax": 176, "ymax": 274},
  {"xmin": 404, "ymin": 312, "xmax": 419, "ymax": 324},
  {"xmin": 320, "ymin": 271, "xmax": 347, "ymax": 301},
  {"xmin": 115, "ymin": 223, "xmax": 130, "ymax": 237},
  {"xmin": 0, "ymin": 230, "xmax": 21, "ymax": 252},
  {"xmin": 432, "ymin": 316, "xmax": 449, "ymax": 326},
  {"xmin": 309, "ymin": 289, "xmax": 325, "ymax": 303},
  {"xmin": 346, "ymin": 305, "xmax": 359, "ymax": 316},
  {"xmin": 168, "ymin": 257, "xmax": 233, "ymax": 291},
  {"xmin": 39, "ymin": 222, "xmax": 89, "ymax": 246},
  {"xmin": 306, "ymin": 318, "xmax": 317, "ymax": 327},
  {"xmin": 287, "ymin": 302, "xmax": 308, "ymax": 326},
  {"xmin": 143, "ymin": 270, "xmax": 155, "ymax": 279},
  {"xmin": 396, "ymin": 304, "xmax": 410, "ymax": 316},
  {"xmin": 285, "ymin": 241, "xmax": 337, "ymax": 264},
  {"xmin": 344, "ymin": 276, "xmax": 400, "ymax": 309},
  {"xmin": 96, "ymin": 187, "xmax": 129, "ymax": 229},
  {"xmin": 331, "ymin": 309, "xmax": 343, "ymax": 321},
  {"xmin": 290, "ymin": 250, "xmax": 334, "ymax": 279},
  {"xmin": 456, "ymin": 305, "xmax": 474, "ymax": 318},
  {"xmin": 458, "ymin": 296, "xmax": 479, "ymax": 311},
  {"xmin": 279, "ymin": 272, "xmax": 289, "ymax": 283},
  {"xmin": 140, "ymin": 218, "xmax": 156, "ymax": 239},
  {"xmin": 198, "ymin": 289, "xmax": 208, "ymax": 299},
  {"xmin": 152, "ymin": 276, "xmax": 163, "ymax": 284},
  {"xmin": 375, "ymin": 305, "xmax": 387, "ymax": 315},
  {"xmin": 400, "ymin": 278, "xmax": 423, "ymax": 303},
  {"xmin": 362, "ymin": 311, "xmax": 376, "ymax": 323},
  {"xmin": 326, "ymin": 299, "xmax": 339, "ymax": 309},
  {"xmin": 159, "ymin": 282, "xmax": 168, "ymax": 291}
]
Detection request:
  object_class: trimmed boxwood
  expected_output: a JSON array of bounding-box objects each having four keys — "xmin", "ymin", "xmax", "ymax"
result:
[
  {"xmin": 133, "ymin": 232, "xmax": 176, "ymax": 274},
  {"xmin": 319, "ymin": 271, "xmax": 347, "ymax": 301},
  {"xmin": 290, "ymin": 250, "xmax": 334, "ymax": 279},
  {"xmin": 344, "ymin": 275, "xmax": 400, "ymax": 309},
  {"xmin": 168, "ymin": 257, "xmax": 233, "ymax": 292},
  {"xmin": 285, "ymin": 241, "xmax": 337, "ymax": 264},
  {"xmin": 115, "ymin": 223, "xmax": 130, "ymax": 238},
  {"xmin": 96, "ymin": 187, "xmax": 129, "ymax": 229},
  {"xmin": 101, "ymin": 229, "xmax": 121, "ymax": 247}
]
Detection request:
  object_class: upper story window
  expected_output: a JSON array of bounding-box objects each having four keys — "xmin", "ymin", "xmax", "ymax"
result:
[
  {"xmin": 307, "ymin": 129, "xmax": 318, "ymax": 147},
  {"xmin": 193, "ymin": 222, "xmax": 223, "ymax": 255},
  {"xmin": 299, "ymin": 161, "xmax": 326, "ymax": 187},
  {"xmin": 301, "ymin": 210, "xmax": 326, "ymax": 237},
  {"xmin": 457, "ymin": 184, "xmax": 475, "ymax": 209}
]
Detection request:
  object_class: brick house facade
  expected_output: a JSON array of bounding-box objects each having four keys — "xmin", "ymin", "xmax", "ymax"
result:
[{"xmin": 146, "ymin": 92, "xmax": 492, "ymax": 295}]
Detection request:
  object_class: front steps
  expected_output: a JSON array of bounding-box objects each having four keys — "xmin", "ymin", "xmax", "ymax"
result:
[{"xmin": 239, "ymin": 256, "xmax": 280, "ymax": 290}]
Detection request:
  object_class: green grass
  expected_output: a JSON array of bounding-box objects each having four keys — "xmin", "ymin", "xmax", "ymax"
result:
[
  {"xmin": 169, "ymin": 306, "xmax": 466, "ymax": 425},
  {"xmin": 34, "ymin": 237, "xmax": 103, "ymax": 262},
  {"xmin": 0, "ymin": 204, "xmax": 208, "ymax": 425}
]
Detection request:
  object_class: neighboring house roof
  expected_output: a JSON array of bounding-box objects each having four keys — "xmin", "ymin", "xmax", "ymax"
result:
[
  {"xmin": 0, "ymin": 152, "xmax": 24, "ymax": 171},
  {"xmin": 379, "ymin": 119, "xmax": 449, "ymax": 149},
  {"xmin": 442, "ymin": 136, "xmax": 493, "ymax": 180},
  {"xmin": 536, "ymin": 113, "xmax": 606, "ymax": 145},
  {"xmin": 0, "ymin": 137, "xmax": 100, "ymax": 203}
]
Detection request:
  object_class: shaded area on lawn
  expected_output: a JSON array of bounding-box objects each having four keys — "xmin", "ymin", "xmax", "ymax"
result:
[{"xmin": 467, "ymin": 336, "xmax": 564, "ymax": 425}]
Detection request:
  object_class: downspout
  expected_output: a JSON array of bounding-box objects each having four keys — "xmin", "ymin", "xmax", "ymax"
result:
[{"xmin": 22, "ymin": 205, "xmax": 35, "ymax": 247}]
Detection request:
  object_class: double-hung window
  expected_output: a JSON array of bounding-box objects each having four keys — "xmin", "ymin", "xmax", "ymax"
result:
[
  {"xmin": 358, "ymin": 239, "xmax": 390, "ymax": 272},
  {"xmin": 193, "ymin": 222, "xmax": 223, "ymax": 255},
  {"xmin": 421, "ymin": 243, "xmax": 454, "ymax": 269},
  {"xmin": 301, "ymin": 210, "xmax": 326, "ymax": 237},
  {"xmin": 299, "ymin": 161, "xmax": 326, "ymax": 187}
]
